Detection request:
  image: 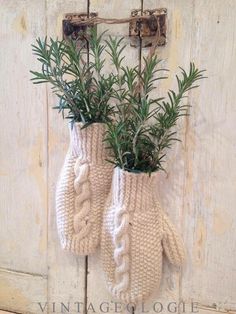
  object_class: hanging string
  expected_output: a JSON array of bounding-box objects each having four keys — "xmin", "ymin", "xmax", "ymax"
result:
[
  {"xmin": 69, "ymin": 15, "xmax": 151, "ymax": 26},
  {"xmin": 67, "ymin": 14, "xmax": 164, "ymax": 60},
  {"xmin": 67, "ymin": 9, "xmax": 166, "ymax": 27},
  {"xmin": 65, "ymin": 11, "xmax": 166, "ymax": 94}
]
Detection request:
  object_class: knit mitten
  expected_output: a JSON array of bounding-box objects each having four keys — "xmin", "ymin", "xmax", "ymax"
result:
[
  {"xmin": 56, "ymin": 123, "xmax": 113, "ymax": 255},
  {"xmin": 101, "ymin": 168, "xmax": 185, "ymax": 303}
]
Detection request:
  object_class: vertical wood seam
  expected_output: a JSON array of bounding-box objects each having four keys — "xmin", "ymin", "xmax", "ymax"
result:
[
  {"xmin": 84, "ymin": 1, "xmax": 90, "ymax": 314},
  {"xmin": 45, "ymin": 0, "xmax": 49, "ymax": 313},
  {"xmin": 133, "ymin": 2, "xmax": 143, "ymax": 313},
  {"xmin": 179, "ymin": 1, "xmax": 196, "ymax": 313},
  {"xmin": 138, "ymin": 0, "xmax": 143, "ymax": 92}
]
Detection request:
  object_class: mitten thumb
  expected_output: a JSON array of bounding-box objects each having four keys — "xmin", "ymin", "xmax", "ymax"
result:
[{"xmin": 162, "ymin": 213, "xmax": 185, "ymax": 266}]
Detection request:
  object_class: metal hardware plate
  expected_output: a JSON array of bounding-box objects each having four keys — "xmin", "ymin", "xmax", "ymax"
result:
[
  {"xmin": 129, "ymin": 8, "xmax": 167, "ymax": 47},
  {"xmin": 62, "ymin": 9, "xmax": 167, "ymax": 49},
  {"xmin": 63, "ymin": 12, "xmax": 98, "ymax": 46}
]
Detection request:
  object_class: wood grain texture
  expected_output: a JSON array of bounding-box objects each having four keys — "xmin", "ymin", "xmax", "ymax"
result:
[
  {"xmin": 0, "ymin": 268, "xmax": 47, "ymax": 313},
  {"xmin": 0, "ymin": 0, "xmax": 236, "ymax": 313},
  {"xmin": 0, "ymin": 0, "xmax": 48, "ymax": 312},
  {"xmin": 0, "ymin": 0, "xmax": 47, "ymax": 276},
  {"xmin": 0, "ymin": 311, "xmax": 19, "ymax": 314},
  {"xmin": 46, "ymin": 1, "xmax": 87, "ymax": 312},
  {"xmin": 181, "ymin": 1, "xmax": 236, "ymax": 312}
]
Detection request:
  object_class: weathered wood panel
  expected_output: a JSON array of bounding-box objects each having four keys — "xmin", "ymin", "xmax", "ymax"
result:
[
  {"xmin": 0, "ymin": 0, "xmax": 47, "ymax": 276},
  {"xmin": 181, "ymin": 1, "xmax": 236, "ymax": 312},
  {"xmin": 46, "ymin": 1, "xmax": 87, "ymax": 312},
  {"xmin": 0, "ymin": 0, "xmax": 48, "ymax": 312},
  {"xmin": 0, "ymin": 268, "xmax": 47, "ymax": 313},
  {"xmin": 0, "ymin": 1, "xmax": 236, "ymax": 314}
]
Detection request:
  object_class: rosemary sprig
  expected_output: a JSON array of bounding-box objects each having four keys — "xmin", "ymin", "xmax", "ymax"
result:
[
  {"xmin": 31, "ymin": 31, "xmax": 206, "ymax": 173},
  {"xmin": 105, "ymin": 42, "xmax": 206, "ymax": 173},
  {"xmin": 30, "ymin": 30, "xmax": 117, "ymax": 127}
]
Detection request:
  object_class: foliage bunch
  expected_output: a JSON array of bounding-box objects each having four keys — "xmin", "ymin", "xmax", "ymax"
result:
[
  {"xmin": 31, "ymin": 30, "xmax": 205, "ymax": 173},
  {"xmin": 31, "ymin": 30, "xmax": 116, "ymax": 127},
  {"xmin": 105, "ymin": 37, "xmax": 206, "ymax": 173}
]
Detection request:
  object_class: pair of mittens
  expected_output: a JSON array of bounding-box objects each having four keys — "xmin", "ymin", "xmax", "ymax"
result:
[
  {"xmin": 101, "ymin": 168, "xmax": 185, "ymax": 303},
  {"xmin": 55, "ymin": 123, "xmax": 113, "ymax": 255},
  {"xmin": 55, "ymin": 124, "xmax": 185, "ymax": 302}
]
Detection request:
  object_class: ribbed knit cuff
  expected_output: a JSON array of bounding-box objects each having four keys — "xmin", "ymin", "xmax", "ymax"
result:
[
  {"xmin": 70, "ymin": 122, "xmax": 109, "ymax": 164},
  {"xmin": 112, "ymin": 168, "xmax": 157, "ymax": 212}
]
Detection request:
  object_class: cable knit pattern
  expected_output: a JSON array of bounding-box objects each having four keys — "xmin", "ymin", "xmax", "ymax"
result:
[
  {"xmin": 73, "ymin": 162, "xmax": 91, "ymax": 239},
  {"xmin": 112, "ymin": 170, "xmax": 130, "ymax": 295},
  {"xmin": 101, "ymin": 168, "xmax": 185, "ymax": 303},
  {"xmin": 56, "ymin": 123, "xmax": 113, "ymax": 255}
]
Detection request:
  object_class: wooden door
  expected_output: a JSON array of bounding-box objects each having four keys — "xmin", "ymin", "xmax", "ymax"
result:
[{"xmin": 0, "ymin": 1, "xmax": 236, "ymax": 313}]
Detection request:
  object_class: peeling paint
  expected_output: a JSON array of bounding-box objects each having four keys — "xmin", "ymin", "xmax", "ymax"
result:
[
  {"xmin": 193, "ymin": 216, "xmax": 207, "ymax": 267},
  {"xmin": 39, "ymin": 232, "xmax": 47, "ymax": 254},
  {"xmin": 20, "ymin": 16, "xmax": 27, "ymax": 32},
  {"xmin": 183, "ymin": 122, "xmax": 196, "ymax": 201},
  {"xmin": 13, "ymin": 12, "xmax": 27, "ymax": 36},
  {"xmin": 0, "ymin": 170, "xmax": 8, "ymax": 177},
  {"xmin": 213, "ymin": 209, "xmax": 232, "ymax": 236},
  {"xmin": 162, "ymin": 10, "xmax": 182, "ymax": 90},
  {"xmin": 28, "ymin": 134, "xmax": 47, "ymax": 210},
  {"xmin": 35, "ymin": 212, "xmax": 40, "ymax": 225},
  {"xmin": 174, "ymin": 10, "xmax": 182, "ymax": 40},
  {"xmin": 0, "ymin": 278, "xmax": 29, "ymax": 310},
  {"xmin": 48, "ymin": 129, "xmax": 62, "ymax": 153},
  {"xmin": 56, "ymin": 14, "xmax": 64, "ymax": 36}
]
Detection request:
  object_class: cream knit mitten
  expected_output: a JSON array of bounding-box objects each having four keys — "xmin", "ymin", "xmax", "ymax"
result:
[
  {"xmin": 101, "ymin": 168, "xmax": 185, "ymax": 303},
  {"xmin": 56, "ymin": 123, "xmax": 113, "ymax": 255}
]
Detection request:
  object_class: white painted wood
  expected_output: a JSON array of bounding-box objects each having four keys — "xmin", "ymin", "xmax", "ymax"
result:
[
  {"xmin": 181, "ymin": 1, "xmax": 236, "ymax": 312},
  {"xmin": 0, "ymin": 0, "xmax": 48, "ymax": 312},
  {"xmin": 46, "ymin": 1, "xmax": 87, "ymax": 312},
  {"xmin": 0, "ymin": 0, "xmax": 47, "ymax": 276},
  {"xmin": 0, "ymin": 311, "xmax": 18, "ymax": 314},
  {"xmin": 0, "ymin": 268, "xmax": 47, "ymax": 314},
  {"xmin": 180, "ymin": 303, "xmax": 236, "ymax": 314},
  {"xmin": 1, "ymin": 1, "xmax": 236, "ymax": 314}
]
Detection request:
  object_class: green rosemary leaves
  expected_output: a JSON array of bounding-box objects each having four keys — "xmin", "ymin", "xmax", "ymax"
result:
[
  {"xmin": 31, "ymin": 31, "xmax": 205, "ymax": 173},
  {"xmin": 104, "ymin": 36, "xmax": 206, "ymax": 172},
  {"xmin": 31, "ymin": 30, "xmax": 116, "ymax": 127}
]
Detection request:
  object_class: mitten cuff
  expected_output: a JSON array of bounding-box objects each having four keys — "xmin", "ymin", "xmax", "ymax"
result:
[
  {"xmin": 111, "ymin": 167, "xmax": 157, "ymax": 211},
  {"xmin": 70, "ymin": 122, "xmax": 109, "ymax": 164}
]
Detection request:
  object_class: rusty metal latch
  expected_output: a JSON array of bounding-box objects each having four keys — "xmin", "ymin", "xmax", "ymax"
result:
[
  {"xmin": 62, "ymin": 9, "xmax": 167, "ymax": 48},
  {"xmin": 63, "ymin": 12, "xmax": 98, "ymax": 43},
  {"xmin": 129, "ymin": 8, "xmax": 167, "ymax": 47}
]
